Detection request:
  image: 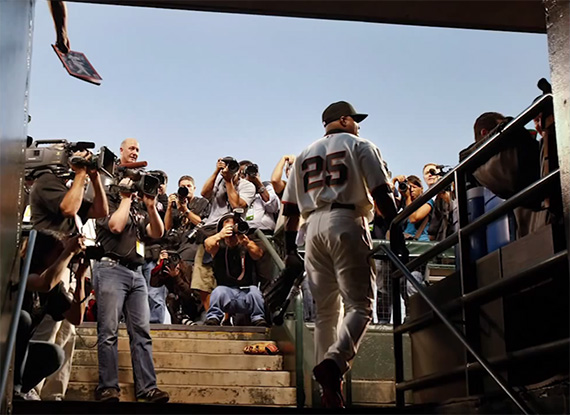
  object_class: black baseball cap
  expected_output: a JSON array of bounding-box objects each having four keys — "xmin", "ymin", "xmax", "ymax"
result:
[
  {"xmin": 322, "ymin": 101, "xmax": 368, "ymax": 126},
  {"xmin": 217, "ymin": 212, "xmax": 236, "ymax": 233}
]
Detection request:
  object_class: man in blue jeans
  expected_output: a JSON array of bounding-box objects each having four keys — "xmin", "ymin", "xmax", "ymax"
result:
[
  {"xmin": 93, "ymin": 177, "xmax": 169, "ymax": 403},
  {"xmin": 203, "ymin": 213, "xmax": 268, "ymax": 327}
]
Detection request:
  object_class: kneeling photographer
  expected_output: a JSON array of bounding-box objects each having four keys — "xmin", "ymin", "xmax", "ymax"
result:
[
  {"xmin": 150, "ymin": 250, "xmax": 202, "ymax": 325},
  {"xmin": 203, "ymin": 212, "xmax": 268, "ymax": 327},
  {"xmin": 15, "ymin": 231, "xmax": 88, "ymax": 400},
  {"xmin": 191, "ymin": 157, "xmax": 256, "ymax": 312}
]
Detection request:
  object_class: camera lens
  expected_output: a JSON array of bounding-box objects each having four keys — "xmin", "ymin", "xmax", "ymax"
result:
[
  {"xmin": 177, "ymin": 186, "xmax": 189, "ymax": 199},
  {"xmin": 398, "ymin": 181, "xmax": 408, "ymax": 192}
]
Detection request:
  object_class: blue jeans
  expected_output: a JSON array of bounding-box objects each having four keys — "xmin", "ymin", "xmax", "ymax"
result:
[
  {"xmin": 142, "ymin": 261, "xmax": 170, "ymax": 324},
  {"xmin": 206, "ymin": 285, "xmax": 265, "ymax": 323},
  {"xmin": 92, "ymin": 260, "xmax": 157, "ymax": 397}
]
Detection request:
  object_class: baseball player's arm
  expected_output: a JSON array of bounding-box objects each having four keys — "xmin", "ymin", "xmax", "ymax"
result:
[
  {"xmin": 371, "ymin": 184, "xmax": 398, "ymax": 224},
  {"xmin": 283, "ymin": 202, "xmax": 300, "ymax": 254}
]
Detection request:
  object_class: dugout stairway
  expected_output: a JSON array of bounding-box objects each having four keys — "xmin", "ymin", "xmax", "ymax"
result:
[{"xmin": 67, "ymin": 322, "xmax": 296, "ymax": 406}]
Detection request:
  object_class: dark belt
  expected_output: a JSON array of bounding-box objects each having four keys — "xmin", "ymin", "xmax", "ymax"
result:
[
  {"xmin": 100, "ymin": 255, "xmax": 142, "ymax": 271},
  {"xmin": 331, "ymin": 203, "xmax": 355, "ymax": 210},
  {"xmin": 308, "ymin": 203, "xmax": 355, "ymax": 217}
]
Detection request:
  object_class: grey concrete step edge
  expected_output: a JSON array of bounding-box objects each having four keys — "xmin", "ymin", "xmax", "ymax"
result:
[
  {"xmin": 76, "ymin": 327, "xmax": 269, "ymax": 340},
  {"xmin": 66, "ymin": 382, "xmax": 297, "ymax": 406},
  {"xmin": 75, "ymin": 336, "xmax": 277, "ymax": 354},
  {"xmin": 70, "ymin": 366, "xmax": 293, "ymax": 387}
]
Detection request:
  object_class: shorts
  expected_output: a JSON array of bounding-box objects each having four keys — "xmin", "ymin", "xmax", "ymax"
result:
[{"xmin": 190, "ymin": 244, "xmax": 217, "ymax": 293}]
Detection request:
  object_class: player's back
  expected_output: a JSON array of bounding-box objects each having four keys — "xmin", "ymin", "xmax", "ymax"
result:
[{"xmin": 285, "ymin": 132, "xmax": 389, "ymax": 219}]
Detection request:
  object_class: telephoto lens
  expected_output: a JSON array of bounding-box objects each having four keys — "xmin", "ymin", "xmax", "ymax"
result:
[
  {"xmin": 398, "ymin": 180, "xmax": 409, "ymax": 193},
  {"xmin": 177, "ymin": 186, "xmax": 189, "ymax": 199}
]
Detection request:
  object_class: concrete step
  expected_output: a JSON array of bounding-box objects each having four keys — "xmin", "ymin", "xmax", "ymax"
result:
[
  {"xmin": 66, "ymin": 383, "xmax": 297, "ymax": 406},
  {"xmin": 76, "ymin": 336, "xmax": 276, "ymax": 354},
  {"xmin": 73, "ymin": 350, "xmax": 284, "ymax": 371},
  {"xmin": 76, "ymin": 323, "xmax": 269, "ymax": 341},
  {"xmin": 70, "ymin": 366, "xmax": 292, "ymax": 387},
  {"xmin": 352, "ymin": 380, "xmax": 395, "ymax": 405}
]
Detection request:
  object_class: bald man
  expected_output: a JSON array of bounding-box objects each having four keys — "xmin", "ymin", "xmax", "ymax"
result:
[{"xmin": 120, "ymin": 138, "xmax": 140, "ymax": 165}]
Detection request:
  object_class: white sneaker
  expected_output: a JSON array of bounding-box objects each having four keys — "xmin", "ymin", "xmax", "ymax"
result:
[{"xmin": 21, "ymin": 389, "xmax": 41, "ymax": 401}]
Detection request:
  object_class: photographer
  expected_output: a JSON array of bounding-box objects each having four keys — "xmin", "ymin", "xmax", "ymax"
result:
[
  {"xmin": 270, "ymin": 154, "xmax": 295, "ymax": 199},
  {"xmin": 203, "ymin": 214, "xmax": 267, "ymax": 327},
  {"xmin": 191, "ymin": 157, "xmax": 256, "ymax": 312},
  {"xmin": 164, "ymin": 175, "xmax": 210, "ymax": 265},
  {"xmin": 150, "ymin": 251, "xmax": 202, "ymax": 325},
  {"xmin": 28, "ymin": 144, "xmax": 108, "ymax": 401},
  {"xmin": 92, "ymin": 177, "xmax": 169, "ymax": 403},
  {"xmin": 239, "ymin": 161, "xmax": 280, "ymax": 288},
  {"xmin": 15, "ymin": 232, "xmax": 87, "ymax": 400}
]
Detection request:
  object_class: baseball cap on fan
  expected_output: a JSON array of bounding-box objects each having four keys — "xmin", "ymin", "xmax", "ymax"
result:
[{"xmin": 322, "ymin": 101, "xmax": 368, "ymax": 126}]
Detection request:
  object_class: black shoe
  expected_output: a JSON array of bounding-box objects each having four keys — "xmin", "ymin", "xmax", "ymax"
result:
[
  {"xmin": 137, "ymin": 388, "xmax": 170, "ymax": 403},
  {"xmin": 95, "ymin": 387, "xmax": 120, "ymax": 402},
  {"xmin": 252, "ymin": 318, "xmax": 269, "ymax": 327},
  {"xmin": 204, "ymin": 318, "xmax": 221, "ymax": 326},
  {"xmin": 221, "ymin": 317, "xmax": 233, "ymax": 326},
  {"xmin": 313, "ymin": 359, "xmax": 345, "ymax": 408}
]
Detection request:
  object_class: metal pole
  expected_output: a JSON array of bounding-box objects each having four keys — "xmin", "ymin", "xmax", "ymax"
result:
[
  {"xmin": 391, "ymin": 260, "xmax": 405, "ymax": 408},
  {"xmin": 0, "ymin": 230, "xmax": 36, "ymax": 405}
]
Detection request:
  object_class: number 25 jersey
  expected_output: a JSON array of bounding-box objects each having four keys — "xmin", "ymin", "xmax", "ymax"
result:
[{"xmin": 283, "ymin": 132, "xmax": 390, "ymax": 221}]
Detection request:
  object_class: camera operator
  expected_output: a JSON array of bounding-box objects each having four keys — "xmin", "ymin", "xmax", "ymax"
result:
[
  {"xmin": 150, "ymin": 251, "xmax": 202, "ymax": 325},
  {"xmin": 14, "ymin": 231, "xmax": 87, "ymax": 400},
  {"xmin": 239, "ymin": 161, "xmax": 280, "ymax": 288},
  {"xmin": 28, "ymin": 144, "xmax": 108, "ymax": 401},
  {"xmin": 203, "ymin": 214, "xmax": 268, "ymax": 327},
  {"xmin": 423, "ymin": 163, "xmax": 454, "ymax": 241},
  {"xmin": 164, "ymin": 175, "xmax": 210, "ymax": 265},
  {"xmin": 191, "ymin": 157, "xmax": 256, "ymax": 312},
  {"xmin": 91, "ymin": 177, "xmax": 169, "ymax": 403}
]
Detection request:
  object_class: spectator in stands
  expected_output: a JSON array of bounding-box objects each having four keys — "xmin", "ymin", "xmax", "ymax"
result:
[
  {"xmin": 392, "ymin": 175, "xmax": 433, "ymax": 242},
  {"xmin": 423, "ymin": 163, "xmax": 454, "ymax": 241},
  {"xmin": 192, "ymin": 157, "xmax": 256, "ymax": 313},
  {"xmin": 151, "ymin": 251, "xmax": 202, "ymax": 325},
  {"xmin": 239, "ymin": 161, "xmax": 280, "ymax": 289},
  {"xmin": 14, "ymin": 231, "xmax": 87, "ymax": 401},
  {"xmin": 203, "ymin": 213, "xmax": 268, "ymax": 327}
]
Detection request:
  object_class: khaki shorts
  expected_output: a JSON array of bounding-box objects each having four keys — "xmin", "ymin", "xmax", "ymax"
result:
[{"xmin": 191, "ymin": 244, "xmax": 217, "ymax": 293}]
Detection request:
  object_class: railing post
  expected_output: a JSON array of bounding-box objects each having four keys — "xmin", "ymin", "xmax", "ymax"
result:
[
  {"xmin": 454, "ymin": 171, "xmax": 484, "ymax": 396},
  {"xmin": 391, "ymin": 260, "xmax": 405, "ymax": 408},
  {"xmin": 294, "ymin": 292, "xmax": 305, "ymax": 408}
]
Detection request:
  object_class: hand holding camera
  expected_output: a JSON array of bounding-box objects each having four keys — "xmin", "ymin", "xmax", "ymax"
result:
[{"xmin": 64, "ymin": 234, "xmax": 87, "ymax": 256}]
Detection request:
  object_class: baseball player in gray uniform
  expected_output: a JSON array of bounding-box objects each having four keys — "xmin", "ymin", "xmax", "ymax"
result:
[{"xmin": 282, "ymin": 101, "xmax": 399, "ymax": 408}]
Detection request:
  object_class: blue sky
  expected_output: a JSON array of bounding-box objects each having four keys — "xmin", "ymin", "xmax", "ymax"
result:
[{"xmin": 28, "ymin": 1, "xmax": 550, "ymax": 193}]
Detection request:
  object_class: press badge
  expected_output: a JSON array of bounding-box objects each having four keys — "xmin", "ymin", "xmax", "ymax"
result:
[
  {"xmin": 246, "ymin": 206, "xmax": 254, "ymax": 221},
  {"xmin": 136, "ymin": 240, "xmax": 145, "ymax": 257}
]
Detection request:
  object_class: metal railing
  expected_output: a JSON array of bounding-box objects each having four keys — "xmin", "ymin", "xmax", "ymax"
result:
[{"xmin": 376, "ymin": 93, "xmax": 567, "ymax": 414}]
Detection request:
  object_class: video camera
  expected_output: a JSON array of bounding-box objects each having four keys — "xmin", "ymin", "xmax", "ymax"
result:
[
  {"xmin": 113, "ymin": 164, "xmax": 165, "ymax": 197},
  {"xmin": 25, "ymin": 139, "xmax": 116, "ymax": 180},
  {"xmin": 221, "ymin": 156, "xmax": 239, "ymax": 175}
]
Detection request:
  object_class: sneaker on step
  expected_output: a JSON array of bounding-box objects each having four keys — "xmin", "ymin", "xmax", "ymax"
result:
[
  {"xmin": 252, "ymin": 318, "xmax": 268, "ymax": 327},
  {"xmin": 204, "ymin": 318, "xmax": 221, "ymax": 326},
  {"xmin": 17, "ymin": 389, "xmax": 41, "ymax": 401},
  {"xmin": 137, "ymin": 388, "xmax": 169, "ymax": 403},
  {"xmin": 313, "ymin": 358, "xmax": 345, "ymax": 408},
  {"xmin": 95, "ymin": 387, "xmax": 120, "ymax": 402}
]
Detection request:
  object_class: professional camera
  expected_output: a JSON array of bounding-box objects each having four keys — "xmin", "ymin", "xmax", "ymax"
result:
[
  {"xmin": 170, "ymin": 186, "xmax": 190, "ymax": 210},
  {"xmin": 428, "ymin": 165, "xmax": 451, "ymax": 177},
  {"xmin": 163, "ymin": 251, "xmax": 181, "ymax": 270},
  {"xmin": 231, "ymin": 208, "xmax": 250, "ymax": 235},
  {"xmin": 25, "ymin": 139, "xmax": 117, "ymax": 180},
  {"xmin": 186, "ymin": 221, "xmax": 205, "ymax": 244},
  {"xmin": 398, "ymin": 180, "xmax": 409, "ymax": 193},
  {"xmin": 221, "ymin": 157, "xmax": 239, "ymax": 175},
  {"xmin": 114, "ymin": 166, "xmax": 162, "ymax": 197},
  {"xmin": 244, "ymin": 163, "xmax": 259, "ymax": 177}
]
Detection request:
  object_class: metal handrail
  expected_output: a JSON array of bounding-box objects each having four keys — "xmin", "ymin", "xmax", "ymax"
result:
[
  {"xmin": 382, "ymin": 94, "xmax": 555, "ymax": 414},
  {"xmin": 394, "ymin": 249, "xmax": 567, "ymax": 334},
  {"xmin": 254, "ymin": 230, "xmax": 305, "ymax": 408},
  {"xmin": 0, "ymin": 230, "xmax": 37, "ymax": 404},
  {"xmin": 379, "ymin": 244, "xmax": 533, "ymax": 414}
]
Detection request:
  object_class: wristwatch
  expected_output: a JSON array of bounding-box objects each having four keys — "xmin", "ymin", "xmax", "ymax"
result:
[{"xmin": 257, "ymin": 186, "xmax": 266, "ymax": 194}]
